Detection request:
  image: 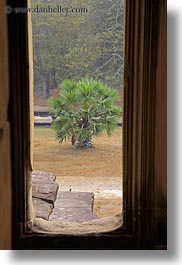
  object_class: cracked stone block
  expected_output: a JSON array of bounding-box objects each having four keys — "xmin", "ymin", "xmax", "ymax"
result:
[
  {"xmin": 32, "ymin": 182, "xmax": 59, "ymax": 203},
  {"xmin": 50, "ymin": 191, "xmax": 98, "ymax": 223},
  {"xmin": 33, "ymin": 198, "xmax": 54, "ymax": 220}
]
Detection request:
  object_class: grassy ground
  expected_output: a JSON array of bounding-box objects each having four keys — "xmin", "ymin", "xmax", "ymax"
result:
[{"xmin": 33, "ymin": 127, "xmax": 123, "ymax": 218}]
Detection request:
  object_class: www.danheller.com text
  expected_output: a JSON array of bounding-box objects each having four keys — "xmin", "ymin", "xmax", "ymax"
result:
[{"xmin": 5, "ymin": 5, "xmax": 89, "ymax": 14}]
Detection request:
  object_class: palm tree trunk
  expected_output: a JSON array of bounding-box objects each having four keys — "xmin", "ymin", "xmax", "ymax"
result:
[{"xmin": 82, "ymin": 137, "xmax": 92, "ymax": 148}]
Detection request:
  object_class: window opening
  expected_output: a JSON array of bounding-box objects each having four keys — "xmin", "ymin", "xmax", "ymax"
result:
[{"xmin": 31, "ymin": 0, "xmax": 125, "ymax": 234}]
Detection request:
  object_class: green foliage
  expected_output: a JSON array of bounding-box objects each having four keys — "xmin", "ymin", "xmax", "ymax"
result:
[
  {"xmin": 49, "ymin": 79, "xmax": 122, "ymax": 148},
  {"xmin": 31, "ymin": 0, "xmax": 124, "ymax": 98}
]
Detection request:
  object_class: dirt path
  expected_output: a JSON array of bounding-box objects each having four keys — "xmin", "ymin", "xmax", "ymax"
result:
[{"xmin": 33, "ymin": 127, "xmax": 123, "ymax": 218}]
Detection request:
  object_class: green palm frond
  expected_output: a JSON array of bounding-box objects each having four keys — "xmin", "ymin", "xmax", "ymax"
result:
[{"xmin": 49, "ymin": 78, "xmax": 122, "ymax": 148}]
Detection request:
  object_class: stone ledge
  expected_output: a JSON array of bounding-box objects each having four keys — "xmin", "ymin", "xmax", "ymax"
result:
[{"xmin": 33, "ymin": 214, "xmax": 123, "ymax": 235}]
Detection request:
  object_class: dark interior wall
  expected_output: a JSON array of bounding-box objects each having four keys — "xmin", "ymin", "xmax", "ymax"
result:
[
  {"xmin": 155, "ymin": 0, "xmax": 167, "ymax": 203},
  {"xmin": 0, "ymin": 0, "xmax": 12, "ymax": 250},
  {"xmin": 154, "ymin": 0, "xmax": 167, "ymax": 246}
]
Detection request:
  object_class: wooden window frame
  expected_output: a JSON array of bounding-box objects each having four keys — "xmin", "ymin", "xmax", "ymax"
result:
[{"xmin": 8, "ymin": 0, "xmax": 167, "ymax": 249}]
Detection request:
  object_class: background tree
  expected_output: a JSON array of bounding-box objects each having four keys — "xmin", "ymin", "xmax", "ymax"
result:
[
  {"xmin": 65, "ymin": 0, "xmax": 124, "ymax": 89},
  {"xmin": 31, "ymin": 0, "xmax": 124, "ymax": 100},
  {"xmin": 32, "ymin": 0, "xmax": 83, "ymax": 98},
  {"xmin": 49, "ymin": 79, "xmax": 122, "ymax": 149}
]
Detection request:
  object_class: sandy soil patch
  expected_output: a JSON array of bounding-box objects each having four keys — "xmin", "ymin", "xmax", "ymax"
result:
[{"xmin": 33, "ymin": 127, "xmax": 123, "ymax": 218}]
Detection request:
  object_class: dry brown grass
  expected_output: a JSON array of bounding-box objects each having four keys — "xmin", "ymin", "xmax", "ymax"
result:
[{"xmin": 33, "ymin": 127, "xmax": 123, "ymax": 218}]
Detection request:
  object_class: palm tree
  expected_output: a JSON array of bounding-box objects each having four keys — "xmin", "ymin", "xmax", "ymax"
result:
[{"xmin": 49, "ymin": 79, "xmax": 122, "ymax": 149}]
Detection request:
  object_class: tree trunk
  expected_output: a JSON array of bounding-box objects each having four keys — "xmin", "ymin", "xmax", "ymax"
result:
[
  {"xmin": 41, "ymin": 72, "xmax": 50, "ymax": 99},
  {"xmin": 50, "ymin": 67, "xmax": 58, "ymax": 89},
  {"xmin": 35, "ymin": 43, "xmax": 50, "ymax": 99},
  {"xmin": 78, "ymin": 137, "xmax": 92, "ymax": 149}
]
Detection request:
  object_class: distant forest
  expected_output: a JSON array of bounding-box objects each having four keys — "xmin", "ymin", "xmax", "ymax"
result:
[{"xmin": 31, "ymin": 0, "xmax": 124, "ymax": 99}]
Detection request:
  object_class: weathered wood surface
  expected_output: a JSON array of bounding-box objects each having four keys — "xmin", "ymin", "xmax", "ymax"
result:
[
  {"xmin": 49, "ymin": 191, "xmax": 98, "ymax": 223},
  {"xmin": 32, "ymin": 171, "xmax": 59, "ymax": 220}
]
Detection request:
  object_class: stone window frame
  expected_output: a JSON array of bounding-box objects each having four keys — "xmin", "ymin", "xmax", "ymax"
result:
[{"xmin": 8, "ymin": 0, "xmax": 167, "ymax": 249}]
